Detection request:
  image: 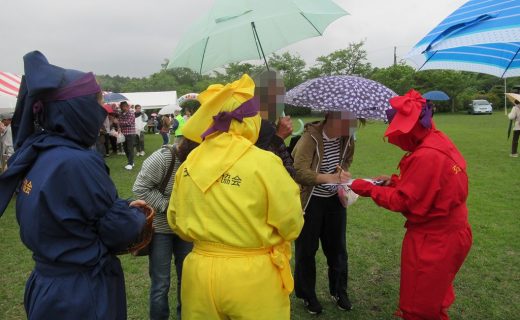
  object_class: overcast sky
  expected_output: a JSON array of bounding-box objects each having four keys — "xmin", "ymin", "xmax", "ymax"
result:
[{"xmin": 0, "ymin": 0, "xmax": 466, "ymax": 78}]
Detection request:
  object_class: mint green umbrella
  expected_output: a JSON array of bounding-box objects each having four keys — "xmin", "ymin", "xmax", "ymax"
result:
[{"xmin": 167, "ymin": 0, "xmax": 348, "ymax": 74}]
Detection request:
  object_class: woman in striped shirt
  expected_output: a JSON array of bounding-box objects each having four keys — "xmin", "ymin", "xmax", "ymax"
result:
[
  {"xmin": 292, "ymin": 111, "xmax": 359, "ymax": 315},
  {"xmin": 132, "ymin": 139, "xmax": 198, "ymax": 320}
]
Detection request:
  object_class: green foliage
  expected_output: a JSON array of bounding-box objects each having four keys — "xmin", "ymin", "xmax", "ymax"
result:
[
  {"xmin": 370, "ymin": 63, "xmax": 416, "ymax": 95},
  {"xmin": 96, "ymin": 74, "xmax": 136, "ymax": 92},
  {"xmin": 96, "ymin": 42, "xmax": 518, "ymax": 115},
  {"xmin": 284, "ymin": 105, "xmax": 311, "ymax": 116},
  {"xmin": 268, "ymin": 52, "xmax": 306, "ymax": 89},
  {"xmin": 313, "ymin": 40, "xmax": 372, "ymax": 77},
  {"xmin": 214, "ymin": 62, "xmax": 265, "ymax": 83},
  {"xmin": 304, "ymin": 66, "xmax": 323, "ymax": 80}
]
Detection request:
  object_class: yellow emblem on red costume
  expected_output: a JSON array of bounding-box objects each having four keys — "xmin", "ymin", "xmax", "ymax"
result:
[{"xmin": 452, "ymin": 164, "xmax": 462, "ymax": 174}]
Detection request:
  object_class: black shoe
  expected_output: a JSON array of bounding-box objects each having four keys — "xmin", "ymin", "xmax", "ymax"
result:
[
  {"xmin": 303, "ymin": 298, "xmax": 323, "ymax": 315},
  {"xmin": 331, "ymin": 292, "xmax": 352, "ymax": 311}
]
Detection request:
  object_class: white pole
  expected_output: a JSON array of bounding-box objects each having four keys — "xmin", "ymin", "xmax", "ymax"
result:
[{"xmin": 504, "ymin": 78, "xmax": 508, "ymax": 115}]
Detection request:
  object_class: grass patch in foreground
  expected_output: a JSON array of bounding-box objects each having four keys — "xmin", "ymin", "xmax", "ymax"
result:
[{"xmin": 1, "ymin": 113, "xmax": 519, "ymax": 319}]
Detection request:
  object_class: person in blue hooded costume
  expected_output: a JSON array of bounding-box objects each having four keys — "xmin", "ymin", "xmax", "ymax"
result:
[{"xmin": 0, "ymin": 51, "xmax": 147, "ymax": 320}]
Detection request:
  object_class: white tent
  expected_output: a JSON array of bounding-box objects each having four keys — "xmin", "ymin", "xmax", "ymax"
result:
[
  {"xmin": 0, "ymin": 93, "xmax": 17, "ymax": 114},
  {"xmin": 120, "ymin": 91, "xmax": 177, "ymax": 110}
]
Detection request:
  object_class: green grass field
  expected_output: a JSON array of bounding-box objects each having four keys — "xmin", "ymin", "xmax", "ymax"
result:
[{"xmin": 1, "ymin": 112, "xmax": 519, "ymax": 319}]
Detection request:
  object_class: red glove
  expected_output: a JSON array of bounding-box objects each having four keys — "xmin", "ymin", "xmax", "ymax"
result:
[
  {"xmin": 389, "ymin": 174, "xmax": 400, "ymax": 187},
  {"xmin": 350, "ymin": 179, "xmax": 375, "ymax": 197}
]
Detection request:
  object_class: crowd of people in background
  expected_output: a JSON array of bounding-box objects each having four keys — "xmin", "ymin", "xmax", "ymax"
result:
[
  {"xmin": 93, "ymin": 100, "xmax": 193, "ymax": 171},
  {"xmin": 0, "ymin": 112, "xmax": 14, "ymax": 172}
]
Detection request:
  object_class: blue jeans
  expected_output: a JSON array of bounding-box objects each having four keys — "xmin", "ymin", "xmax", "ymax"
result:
[
  {"xmin": 149, "ymin": 233, "xmax": 193, "ymax": 320},
  {"xmin": 160, "ymin": 132, "xmax": 169, "ymax": 145}
]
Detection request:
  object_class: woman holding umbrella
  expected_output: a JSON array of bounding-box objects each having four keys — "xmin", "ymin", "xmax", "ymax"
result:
[
  {"xmin": 291, "ymin": 111, "xmax": 357, "ymax": 314},
  {"xmin": 286, "ymin": 74, "xmax": 395, "ymax": 315}
]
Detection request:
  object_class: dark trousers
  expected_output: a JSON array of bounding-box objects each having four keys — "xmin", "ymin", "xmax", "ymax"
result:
[
  {"xmin": 95, "ymin": 135, "xmax": 105, "ymax": 156},
  {"xmin": 109, "ymin": 136, "xmax": 118, "ymax": 153},
  {"xmin": 295, "ymin": 195, "xmax": 348, "ymax": 300},
  {"xmin": 149, "ymin": 233, "xmax": 193, "ymax": 320},
  {"xmin": 103, "ymin": 133, "xmax": 110, "ymax": 155},
  {"xmin": 512, "ymin": 130, "xmax": 520, "ymax": 154},
  {"xmin": 123, "ymin": 134, "xmax": 135, "ymax": 165},
  {"xmin": 135, "ymin": 132, "xmax": 145, "ymax": 153}
]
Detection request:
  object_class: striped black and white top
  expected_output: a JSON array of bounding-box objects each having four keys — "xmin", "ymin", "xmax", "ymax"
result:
[
  {"xmin": 312, "ymin": 132, "xmax": 341, "ymax": 197},
  {"xmin": 132, "ymin": 146, "xmax": 180, "ymax": 234}
]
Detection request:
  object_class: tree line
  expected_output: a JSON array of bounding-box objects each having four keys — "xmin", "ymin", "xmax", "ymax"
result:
[{"xmin": 97, "ymin": 41, "xmax": 520, "ymax": 113}]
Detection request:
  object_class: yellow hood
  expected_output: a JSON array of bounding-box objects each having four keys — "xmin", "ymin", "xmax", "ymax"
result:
[{"xmin": 182, "ymin": 74, "xmax": 261, "ymax": 192}]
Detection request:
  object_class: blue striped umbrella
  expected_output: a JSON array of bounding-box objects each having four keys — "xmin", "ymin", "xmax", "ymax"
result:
[{"xmin": 407, "ymin": 0, "xmax": 520, "ymax": 78}]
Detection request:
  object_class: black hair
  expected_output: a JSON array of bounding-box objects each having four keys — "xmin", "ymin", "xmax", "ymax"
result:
[{"xmin": 177, "ymin": 138, "xmax": 200, "ymax": 162}]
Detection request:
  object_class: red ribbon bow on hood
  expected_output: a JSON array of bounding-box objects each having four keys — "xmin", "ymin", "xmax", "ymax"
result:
[{"xmin": 384, "ymin": 89, "xmax": 427, "ymax": 137}]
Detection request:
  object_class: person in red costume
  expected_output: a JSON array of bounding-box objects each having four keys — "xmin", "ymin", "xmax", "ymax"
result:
[{"xmin": 350, "ymin": 89, "xmax": 472, "ymax": 320}]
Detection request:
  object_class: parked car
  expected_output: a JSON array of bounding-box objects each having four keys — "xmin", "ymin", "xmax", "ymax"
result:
[{"xmin": 468, "ymin": 99, "xmax": 493, "ymax": 115}]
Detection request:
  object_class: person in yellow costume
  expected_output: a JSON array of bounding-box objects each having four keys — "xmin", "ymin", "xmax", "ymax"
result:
[{"xmin": 167, "ymin": 74, "xmax": 304, "ymax": 320}]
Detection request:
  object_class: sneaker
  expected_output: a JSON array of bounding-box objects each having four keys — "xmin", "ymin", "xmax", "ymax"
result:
[
  {"xmin": 303, "ymin": 298, "xmax": 323, "ymax": 315},
  {"xmin": 140, "ymin": 151, "xmax": 145, "ymax": 156},
  {"xmin": 331, "ymin": 292, "xmax": 352, "ymax": 311},
  {"xmin": 124, "ymin": 164, "xmax": 133, "ymax": 170},
  {"xmin": 510, "ymin": 153, "xmax": 519, "ymax": 157}
]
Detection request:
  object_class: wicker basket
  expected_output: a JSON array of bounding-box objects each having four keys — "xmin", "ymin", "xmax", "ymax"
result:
[{"xmin": 123, "ymin": 204, "xmax": 155, "ymax": 256}]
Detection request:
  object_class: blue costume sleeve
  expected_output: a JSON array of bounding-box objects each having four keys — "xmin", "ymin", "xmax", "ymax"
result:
[
  {"xmin": 96, "ymin": 199, "xmax": 146, "ymax": 253},
  {"xmin": 37, "ymin": 150, "xmax": 145, "ymax": 255}
]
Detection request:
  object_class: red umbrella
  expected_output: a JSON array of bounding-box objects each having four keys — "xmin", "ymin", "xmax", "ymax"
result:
[{"xmin": 102, "ymin": 104, "xmax": 114, "ymax": 114}]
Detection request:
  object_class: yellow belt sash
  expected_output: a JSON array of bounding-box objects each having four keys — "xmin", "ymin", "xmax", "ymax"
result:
[{"xmin": 193, "ymin": 241, "xmax": 294, "ymax": 294}]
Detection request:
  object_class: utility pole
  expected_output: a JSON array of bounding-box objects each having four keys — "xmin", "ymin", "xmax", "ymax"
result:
[
  {"xmin": 504, "ymin": 78, "xmax": 507, "ymax": 115},
  {"xmin": 393, "ymin": 46, "xmax": 397, "ymax": 66}
]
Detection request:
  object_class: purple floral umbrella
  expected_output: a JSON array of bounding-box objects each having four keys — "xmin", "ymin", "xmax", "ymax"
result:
[{"xmin": 285, "ymin": 75, "xmax": 397, "ymax": 120}]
